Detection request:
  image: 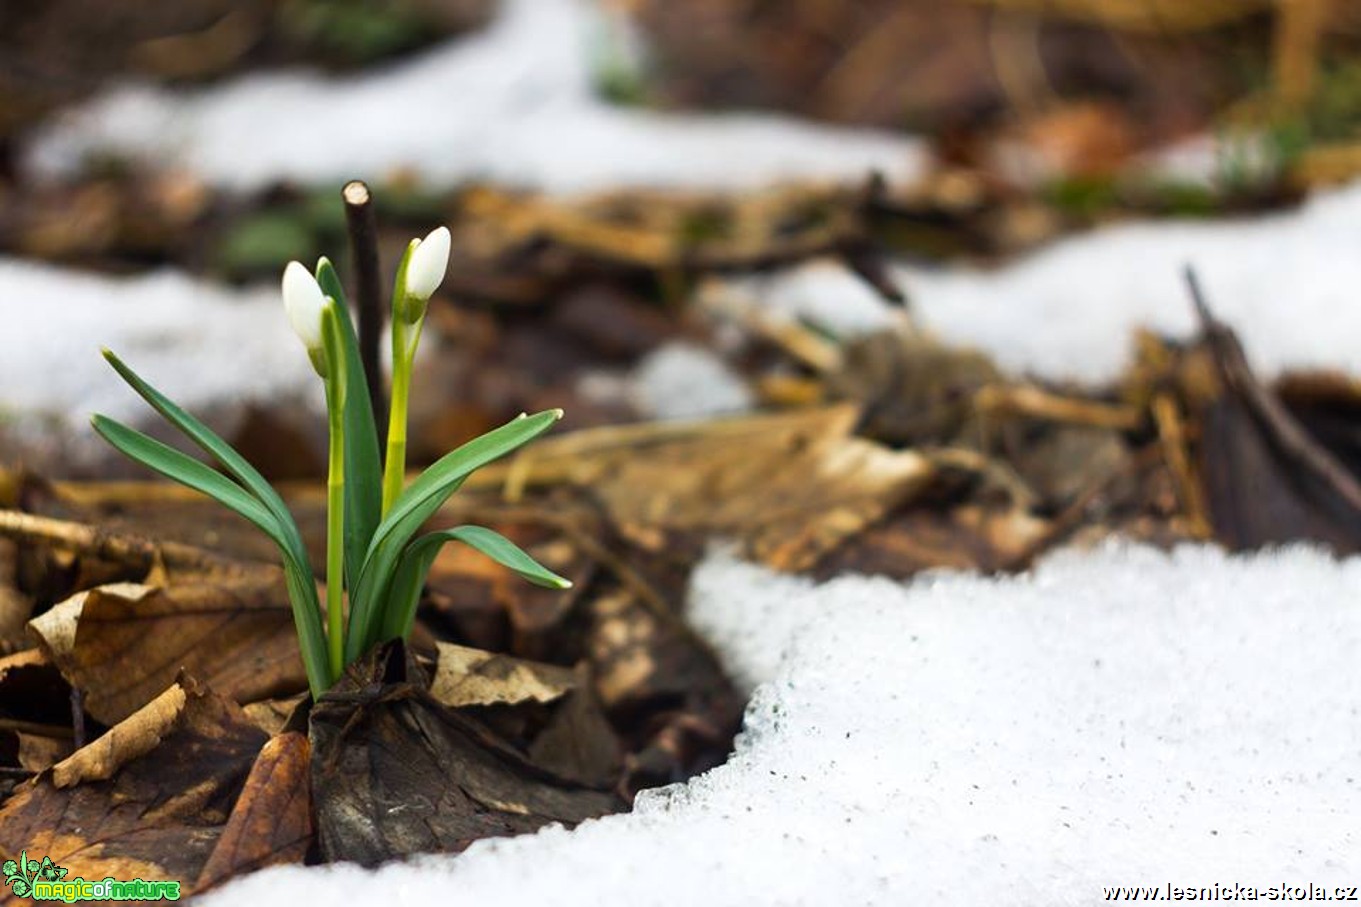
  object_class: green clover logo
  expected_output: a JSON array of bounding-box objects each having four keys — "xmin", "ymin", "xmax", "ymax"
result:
[{"xmin": 3, "ymin": 850, "xmax": 67, "ymax": 896}]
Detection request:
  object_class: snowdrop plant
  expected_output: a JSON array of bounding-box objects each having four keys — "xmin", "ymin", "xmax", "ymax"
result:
[
  {"xmin": 93, "ymin": 233, "xmax": 570, "ymax": 699},
  {"xmin": 384, "ymin": 226, "xmax": 451, "ymax": 515}
]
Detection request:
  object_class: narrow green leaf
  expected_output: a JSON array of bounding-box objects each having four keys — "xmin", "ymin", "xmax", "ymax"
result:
[
  {"xmin": 92, "ymin": 415, "xmax": 279, "ymax": 532},
  {"xmin": 346, "ymin": 410, "xmax": 561, "ymax": 659},
  {"xmin": 434, "ymin": 525, "xmax": 572, "ymax": 588},
  {"xmin": 99, "ymin": 349, "xmax": 316, "ymax": 575},
  {"xmin": 91, "ymin": 414, "xmax": 332, "ymax": 696},
  {"xmin": 280, "ymin": 557, "xmax": 334, "ymax": 699},
  {"xmin": 378, "ymin": 411, "xmax": 562, "ymax": 556},
  {"xmin": 344, "ymin": 476, "xmax": 464, "ymax": 661},
  {"xmin": 98, "ymin": 350, "xmax": 330, "ymax": 692},
  {"xmin": 379, "ymin": 524, "xmax": 572, "ymax": 641},
  {"xmin": 316, "ymin": 258, "xmax": 382, "ymax": 589},
  {"xmin": 100, "ymin": 350, "xmax": 291, "ymax": 519}
]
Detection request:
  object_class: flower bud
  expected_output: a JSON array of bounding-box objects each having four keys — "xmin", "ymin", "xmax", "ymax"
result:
[
  {"xmin": 402, "ymin": 226, "xmax": 450, "ymax": 303},
  {"xmin": 282, "ymin": 261, "xmax": 327, "ymax": 352}
]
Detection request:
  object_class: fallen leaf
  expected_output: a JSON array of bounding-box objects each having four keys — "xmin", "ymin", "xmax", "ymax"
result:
[
  {"xmin": 429, "ymin": 642, "xmax": 576, "ymax": 709},
  {"xmin": 1187, "ymin": 277, "xmax": 1361, "ymax": 551},
  {"xmin": 28, "ymin": 577, "xmax": 307, "ymax": 726},
  {"xmin": 15, "ymin": 735, "xmax": 71, "ymax": 774},
  {"xmin": 814, "ymin": 504, "xmax": 1051, "ymax": 580},
  {"xmin": 310, "ymin": 643, "xmax": 620, "ymax": 867},
  {"xmin": 241, "ymin": 695, "xmax": 307, "ymax": 738},
  {"xmin": 494, "ymin": 405, "xmax": 933, "ymax": 571},
  {"xmin": 53, "ymin": 680, "xmax": 177, "ymax": 788},
  {"xmin": 0, "ymin": 675, "xmax": 266, "ymax": 900},
  {"xmin": 526, "ymin": 665, "xmax": 622, "ymax": 789},
  {"xmin": 195, "ymin": 732, "xmax": 311, "ymax": 892}
]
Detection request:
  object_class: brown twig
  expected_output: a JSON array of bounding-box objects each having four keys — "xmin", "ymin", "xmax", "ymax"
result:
[
  {"xmin": 343, "ymin": 180, "xmax": 388, "ymax": 443},
  {"xmin": 0, "ymin": 717, "xmax": 74, "ymax": 740},
  {"xmin": 69, "ymin": 687, "xmax": 86, "ymax": 750},
  {"xmin": 0, "ymin": 509, "xmax": 231, "ymax": 573},
  {"xmin": 1151, "ymin": 392, "xmax": 1212, "ymax": 538},
  {"xmin": 973, "ymin": 384, "xmax": 1144, "ymax": 431}
]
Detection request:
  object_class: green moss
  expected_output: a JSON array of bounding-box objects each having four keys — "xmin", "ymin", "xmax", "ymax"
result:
[
  {"xmin": 280, "ymin": 0, "xmax": 439, "ymax": 66},
  {"xmin": 216, "ymin": 211, "xmax": 319, "ymax": 279}
]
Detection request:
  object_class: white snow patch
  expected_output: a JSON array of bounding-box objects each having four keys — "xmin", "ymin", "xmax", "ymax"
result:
[
  {"xmin": 904, "ymin": 180, "xmax": 1361, "ymax": 383},
  {"xmin": 629, "ymin": 342, "xmax": 754, "ymax": 421},
  {"xmin": 735, "ymin": 258, "xmax": 903, "ymax": 340},
  {"xmin": 0, "ymin": 257, "xmax": 321, "ymax": 460},
  {"xmin": 22, "ymin": 0, "xmax": 921, "ymax": 194},
  {"xmin": 738, "ymin": 180, "xmax": 1361, "ymax": 384},
  {"xmin": 202, "ymin": 543, "xmax": 1361, "ymax": 905}
]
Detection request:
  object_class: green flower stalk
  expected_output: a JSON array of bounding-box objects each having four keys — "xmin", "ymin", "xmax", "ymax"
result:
[
  {"xmin": 283, "ymin": 262, "xmax": 348, "ymax": 678},
  {"xmin": 93, "ymin": 227, "xmax": 571, "ymax": 699},
  {"xmin": 383, "ymin": 226, "xmax": 450, "ymax": 516}
]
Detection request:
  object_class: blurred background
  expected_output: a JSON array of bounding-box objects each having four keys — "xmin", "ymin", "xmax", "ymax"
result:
[{"xmin": 3, "ymin": 0, "xmax": 1361, "ymax": 480}]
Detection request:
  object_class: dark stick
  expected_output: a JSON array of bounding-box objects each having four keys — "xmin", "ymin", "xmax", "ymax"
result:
[
  {"xmin": 70, "ymin": 687, "xmax": 86, "ymax": 749},
  {"xmin": 343, "ymin": 180, "xmax": 388, "ymax": 443},
  {"xmin": 1184, "ymin": 264, "xmax": 1361, "ymax": 515},
  {"xmin": 1182, "ymin": 264, "xmax": 1213, "ymax": 325}
]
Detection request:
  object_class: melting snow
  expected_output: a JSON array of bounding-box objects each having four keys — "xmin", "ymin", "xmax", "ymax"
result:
[
  {"xmin": 202, "ymin": 543, "xmax": 1361, "ymax": 906},
  {"xmin": 5, "ymin": 4, "xmax": 1359, "ymax": 901},
  {"xmin": 21, "ymin": 0, "xmax": 921, "ymax": 194}
]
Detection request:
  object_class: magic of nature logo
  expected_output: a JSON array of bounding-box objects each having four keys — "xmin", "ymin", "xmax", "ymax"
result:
[{"xmin": 3, "ymin": 851, "xmax": 180, "ymax": 902}]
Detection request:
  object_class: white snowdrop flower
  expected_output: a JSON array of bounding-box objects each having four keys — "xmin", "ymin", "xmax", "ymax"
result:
[
  {"xmin": 281, "ymin": 260, "xmax": 327, "ymax": 352},
  {"xmin": 403, "ymin": 226, "xmax": 450, "ymax": 302}
]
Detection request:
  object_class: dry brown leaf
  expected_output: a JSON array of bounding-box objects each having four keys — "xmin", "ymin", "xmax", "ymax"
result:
[
  {"xmin": 241, "ymin": 695, "xmax": 307, "ymax": 737},
  {"xmin": 429, "ymin": 642, "xmax": 576, "ymax": 709},
  {"xmin": 16, "ymin": 735, "xmax": 71, "ymax": 774},
  {"xmin": 0, "ymin": 676, "xmax": 266, "ymax": 898},
  {"xmin": 814, "ymin": 504, "xmax": 1051, "ymax": 580},
  {"xmin": 1187, "ymin": 285, "xmax": 1361, "ymax": 552},
  {"xmin": 526, "ymin": 665, "xmax": 622, "ymax": 789},
  {"xmin": 28, "ymin": 577, "xmax": 307, "ymax": 726},
  {"xmin": 51, "ymin": 682, "xmax": 188, "ymax": 788},
  {"xmin": 195, "ymin": 732, "xmax": 312, "ymax": 892},
  {"xmin": 495, "ymin": 405, "xmax": 933, "ymax": 571}
]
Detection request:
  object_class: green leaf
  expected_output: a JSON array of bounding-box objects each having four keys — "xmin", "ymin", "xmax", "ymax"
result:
[
  {"xmin": 92, "ymin": 415, "xmax": 279, "ymax": 532},
  {"xmin": 346, "ymin": 410, "xmax": 562, "ymax": 659},
  {"xmin": 316, "ymin": 258, "xmax": 382, "ymax": 589},
  {"xmin": 380, "ymin": 524, "xmax": 572, "ymax": 641},
  {"xmin": 99, "ymin": 349, "xmax": 315, "ymax": 571},
  {"xmin": 344, "ymin": 476, "xmax": 463, "ymax": 661},
  {"xmin": 91, "ymin": 414, "xmax": 332, "ymax": 696},
  {"xmin": 98, "ymin": 349, "xmax": 332, "ymax": 694},
  {"xmin": 280, "ymin": 548, "xmax": 333, "ymax": 698}
]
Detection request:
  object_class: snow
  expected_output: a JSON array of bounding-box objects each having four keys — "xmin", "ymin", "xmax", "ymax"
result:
[
  {"xmin": 6, "ymin": 2, "xmax": 1361, "ymax": 899},
  {"xmin": 203, "ymin": 543, "xmax": 1361, "ymax": 905},
  {"xmin": 739, "ymin": 180, "xmax": 1361, "ymax": 385},
  {"xmin": 21, "ymin": 0, "xmax": 922, "ymax": 195},
  {"xmin": 629, "ymin": 342, "xmax": 754, "ymax": 421},
  {"xmin": 902, "ymin": 179, "xmax": 1361, "ymax": 383},
  {"xmin": 0, "ymin": 257, "xmax": 321, "ymax": 464}
]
